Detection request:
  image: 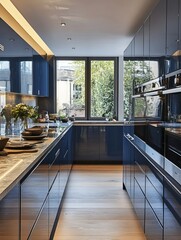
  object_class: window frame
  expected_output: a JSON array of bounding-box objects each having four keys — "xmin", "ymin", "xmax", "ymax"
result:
[{"xmin": 55, "ymin": 56, "xmax": 119, "ymax": 120}]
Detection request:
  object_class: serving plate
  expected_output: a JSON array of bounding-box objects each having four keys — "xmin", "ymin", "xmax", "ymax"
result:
[
  {"xmin": 22, "ymin": 134, "xmax": 47, "ymax": 140},
  {"xmin": 5, "ymin": 142, "xmax": 35, "ymax": 149}
]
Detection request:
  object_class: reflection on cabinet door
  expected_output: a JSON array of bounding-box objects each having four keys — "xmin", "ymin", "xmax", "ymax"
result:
[
  {"xmin": 28, "ymin": 197, "xmax": 49, "ymax": 240},
  {"xmin": 123, "ymin": 135, "xmax": 134, "ymax": 201},
  {"xmin": 0, "ymin": 184, "xmax": 20, "ymax": 240},
  {"xmin": 49, "ymin": 173, "xmax": 61, "ymax": 239},
  {"xmin": 145, "ymin": 200, "xmax": 163, "ymax": 240},
  {"xmin": 164, "ymin": 178, "xmax": 181, "ymax": 239},
  {"xmin": 133, "ymin": 179, "xmax": 145, "ymax": 230},
  {"xmin": 21, "ymin": 159, "xmax": 49, "ymax": 240}
]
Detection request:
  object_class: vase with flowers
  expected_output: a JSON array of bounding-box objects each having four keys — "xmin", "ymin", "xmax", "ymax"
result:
[
  {"xmin": 12, "ymin": 103, "xmax": 39, "ymax": 133},
  {"xmin": 1, "ymin": 104, "xmax": 13, "ymax": 135}
]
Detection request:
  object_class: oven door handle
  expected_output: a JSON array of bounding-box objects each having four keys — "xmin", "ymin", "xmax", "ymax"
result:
[{"xmin": 169, "ymin": 147, "xmax": 181, "ymax": 157}]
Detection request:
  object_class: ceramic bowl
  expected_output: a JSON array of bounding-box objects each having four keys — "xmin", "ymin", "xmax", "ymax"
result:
[
  {"xmin": 0, "ymin": 137, "xmax": 9, "ymax": 151},
  {"xmin": 25, "ymin": 127, "xmax": 43, "ymax": 136}
]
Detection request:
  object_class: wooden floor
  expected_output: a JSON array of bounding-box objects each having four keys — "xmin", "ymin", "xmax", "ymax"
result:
[{"xmin": 54, "ymin": 165, "xmax": 146, "ymax": 240}]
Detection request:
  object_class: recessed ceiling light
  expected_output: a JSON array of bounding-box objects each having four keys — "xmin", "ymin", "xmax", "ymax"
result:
[
  {"xmin": 72, "ymin": 47, "xmax": 75, "ymax": 50},
  {"xmin": 61, "ymin": 22, "xmax": 66, "ymax": 27},
  {"xmin": 67, "ymin": 38, "xmax": 71, "ymax": 41}
]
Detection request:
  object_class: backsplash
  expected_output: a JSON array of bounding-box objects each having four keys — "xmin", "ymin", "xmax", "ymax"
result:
[
  {"xmin": 0, "ymin": 92, "xmax": 37, "ymax": 108},
  {"xmin": 0, "ymin": 92, "xmax": 38, "ymax": 135}
]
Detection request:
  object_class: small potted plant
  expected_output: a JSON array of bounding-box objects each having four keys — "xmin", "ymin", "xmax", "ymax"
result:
[{"xmin": 12, "ymin": 103, "xmax": 38, "ymax": 130}]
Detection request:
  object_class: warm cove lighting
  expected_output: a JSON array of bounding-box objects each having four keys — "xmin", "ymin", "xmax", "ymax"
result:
[{"xmin": 0, "ymin": 0, "xmax": 54, "ymax": 59}]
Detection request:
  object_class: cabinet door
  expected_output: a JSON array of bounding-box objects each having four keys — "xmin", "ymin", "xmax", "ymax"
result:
[
  {"xmin": 150, "ymin": 0, "xmax": 166, "ymax": 56},
  {"xmin": 74, "ymin": 126, "xmax": 99, "ymax": 163},
  {"xmin": 123, "ymin": 133, "xmax": 134, "ymax": 201},
  {"xmin": 100, "ymin": 126, "xmax": 123, "ymax": 163},
  {"xmin": 166, "ymin": 0, "xmax": 179, "ymax": 56},
  {"xmin": 134, "ymin": 148, "xmax": 146, "ymax": 194},
  {"xmin": 166, "ymin": 0, "xmax": 179, "ymax": 73},
  {"xmin": 33, "ymin": 55, "xmax": 49, "ymax": 96},
  {"xmin": 49, "ymin": 173, "xmax": 61, "ymax": 239},
  {"xmin": 150, "ymin": 0, "xmax": 166, "ymax": 78},
  {"xmin": 67, "ymin": 127, "xmax": 73, "ymax": 175},
  {"xmin": 28, "ymin": 197, "xmax": 49, "ymax": 240},
  {"xmin": 134, "ymin": 26, "xmax": 144, "ymax": 85},
  {"xmin": 164, "ymin": 179, "xmax": 181, "ymax": 239},
  {"xmin": 48, "ymin": 143, "xmax": 61, "ymax": 190},
  {"xmin": 134, "ymin": 179, "xmax": 145, "ymax": 230},
  {"xmin": 0, "ymin": 184, "xmax": 20, "ymax": 240},
  {"xmin": 145, "ymin": 161, "xmax": 164, "ymax": 227},
  {"xmin": 143, "ymin": 17, "xmax": 150, "ymax": 82},
  {"xmin": 21, "ymin": 157, "xmax": 49, "ymax": 240},
  {"xmin": 145, "ymin": 200, "xmax": 163, "ymax": 240}
]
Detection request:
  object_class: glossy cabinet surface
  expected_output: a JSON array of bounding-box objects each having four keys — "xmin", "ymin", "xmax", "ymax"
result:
[
  {"xmin": 0, "ymin": 184, "xmax": 20, "ymax": 240},
  {"xmin": 33, "ymin": 55, "xmax": 49, "ymax": 96},
  {"xmin": 74, "ymin": 125, "xmax": 123, "ymax": 164},
  {"xmin": 123, "ymin": 130, "xmax": 181, "ymax": 240},
  {"xmin": 21, "ymin": 155, "xmax": 49, "ymax": 240},
  {"xmin": 0, "ymin": 126, "xmax": 72, "ymax": 240}
]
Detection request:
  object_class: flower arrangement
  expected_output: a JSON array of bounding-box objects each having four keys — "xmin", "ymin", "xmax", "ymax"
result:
[
  {"xmin": 1, "ymin": 104, "xmax": 13, "ymax": 121},
  {"xmin": 12, "ymin": 103, "xmax": 38, "ymax": 122}
]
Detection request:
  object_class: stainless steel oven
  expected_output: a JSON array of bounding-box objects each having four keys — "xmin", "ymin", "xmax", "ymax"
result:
[{"xmin": 164, "ymin": 129, "xmax": 181, "ymax": 185}]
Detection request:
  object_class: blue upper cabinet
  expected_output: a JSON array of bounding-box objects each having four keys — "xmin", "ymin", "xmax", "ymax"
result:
[
  {"xmin": 165, "ymin": 0, "xmax": 180, "ymax": 74},
  {"xmin": 33, "ymin": 55, "xmax": 49, "ymax": 97},
  {"xmin": 150, "ymin": 0, "xmax": 166, "ymax": 78}
]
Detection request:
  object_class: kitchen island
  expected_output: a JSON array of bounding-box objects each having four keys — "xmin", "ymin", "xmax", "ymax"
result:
[{"xmin": 0, "ymin": 122, "xmax": 73, "ymax": 240}]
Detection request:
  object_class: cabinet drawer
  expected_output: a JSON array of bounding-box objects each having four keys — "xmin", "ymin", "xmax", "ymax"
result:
[
  {"xmin": 145, "ymin": 200, "xmax": 163, "ymax": 240},
  {"xmin": 133, "ymin": 179, "xmax": 145, "ymax": 229},
  {"xmin": 21, "ymin": 158, "xmax": 48, "ymax": 240},
  {"xmin": 28, "ymin": 197, "xmax": 49, "ymax": 240},
  {"xmin": 134, "ymin": 161, "xmax": 145, "ymax": 193},
  {"xmin": 49, "ymin": 147, "xmax": 60, "ymax": 189},
  {"xmin": 146, "ymin": 177, "xmax": 163, "ymax": 226},
  {"xmin": 0, "ymin": 184, "xmax": 20, "ymax": 240}
]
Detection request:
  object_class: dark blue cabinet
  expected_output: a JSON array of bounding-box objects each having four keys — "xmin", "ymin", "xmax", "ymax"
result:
[
  {"xmin": 74, "ymin": 126, "xmax": 99, "ymax": 163},
  {"xmin": 20, "ymin": 127, "xmax": 72, "ymax": 240},
  {"xmin": 21, "ymin": 151, "xmax": 49, "ymax": 240},
  {"xmin": 164, "ymin": 179, "xmax": 181, "ymax": 239},
  {"xmin": 74, "ymin": 125, "xmax": 123, "ymax": 164},
  {"xmin": 123, "ymin": 126, "xmax": 134, "ymax": 201},
  {"xmin": 0, "ymin": 184, "xmax": 20, "ymax": 240},
  {"xmin": 33, "ymin": 55, "xmax": 49, "ymax": 96},
  {"xmin": 123, "ymin": 131, "xmax": 181, "ymax": 240}
]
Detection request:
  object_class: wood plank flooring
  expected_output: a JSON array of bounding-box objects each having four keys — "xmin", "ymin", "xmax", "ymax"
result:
[{"xmin": 54, "ymin": 165, "xmax": 146, "ymax": 240}]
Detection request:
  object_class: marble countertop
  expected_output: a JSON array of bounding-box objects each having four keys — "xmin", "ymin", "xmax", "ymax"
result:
[
  {"xmin": 0, "ymin": 124, "xmax": 71, "ymax": 200},
  {"xmin": 73, "ymin": 120, "xmax": 125, "ymax": 126}
]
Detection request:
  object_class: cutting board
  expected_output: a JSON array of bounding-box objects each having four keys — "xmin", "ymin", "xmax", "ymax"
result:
[{"xmin": 4, "ymin": 148, "xmax": 38, "ymax": 154}]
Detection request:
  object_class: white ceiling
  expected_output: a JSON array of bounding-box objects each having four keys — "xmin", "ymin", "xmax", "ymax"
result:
[{"xmin": 11, "ymin": 0, "xmax": 159, "ymax": 57}]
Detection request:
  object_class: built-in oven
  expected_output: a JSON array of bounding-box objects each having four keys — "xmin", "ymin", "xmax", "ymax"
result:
[{"xmin": 164, "ymin": 129, "xmax": 181, "ymax": 185}]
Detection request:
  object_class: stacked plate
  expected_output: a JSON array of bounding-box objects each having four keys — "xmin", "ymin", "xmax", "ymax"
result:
[
  {"xmin": 22, "ymin": 127, "xmax": 47, "ymax": 140},
  {"xmin": 6, "ymin": 140, "xmax": 34, "ymax": 149}
]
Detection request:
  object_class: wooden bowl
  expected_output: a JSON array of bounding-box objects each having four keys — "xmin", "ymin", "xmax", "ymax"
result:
[
  {"xmin": 25, "ymin": 127, "xmax": 43, "ymax": 136},
  {"xmin": 0, "ymin": 137, "xmax": 9, "ymax": 151},
  {"xmin": 22, "ymin": 131, "xmax": 32, "ymax": 136}
]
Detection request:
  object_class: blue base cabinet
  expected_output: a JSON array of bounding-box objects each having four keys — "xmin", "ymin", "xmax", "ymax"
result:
[
  {"xmin": 0, "ymin": 127, "xmax": 73, "ymax": 240},
  {"xmin": 74, "ymin": 125, "xmax": 123, "ymax": 164},
  {"xmin": 0, "ymin": 184, "xmax": 20, "ymax": 240},
  {"xmin": 123, "ymin": 131, "xmax": 181, "ymax": 240}
]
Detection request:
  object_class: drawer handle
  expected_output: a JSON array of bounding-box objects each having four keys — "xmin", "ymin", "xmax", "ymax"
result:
[{"xmin": 55, "ymin": 149, "xmax": 60, "ymax": 159}]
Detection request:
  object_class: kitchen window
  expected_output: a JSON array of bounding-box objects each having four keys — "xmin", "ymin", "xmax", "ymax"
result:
[
  {"xmin": 0, "ymin": 61, "xmax": 10, "ymax": 92},
  {"xmin": 56, "ymin": 57, "xmax": 118, "ymax": 120}
]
